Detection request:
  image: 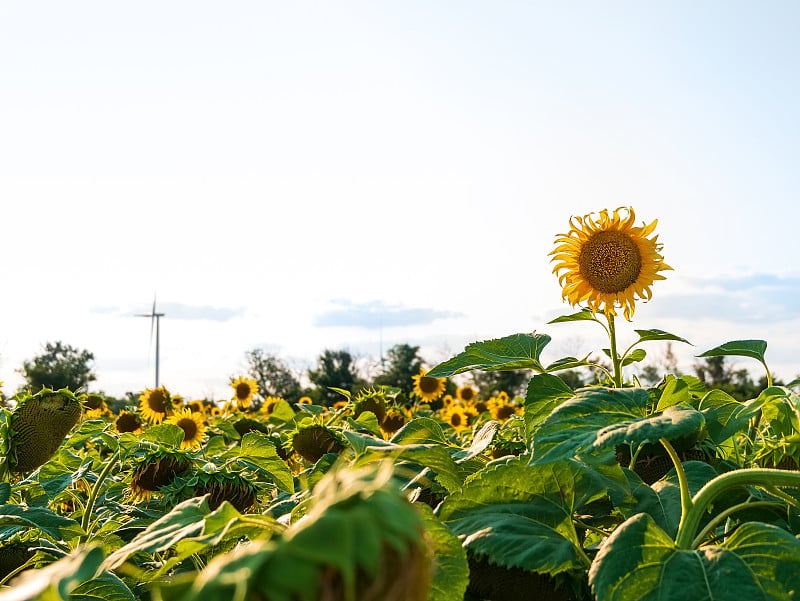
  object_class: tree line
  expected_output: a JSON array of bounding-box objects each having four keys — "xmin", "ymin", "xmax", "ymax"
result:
[{"xmin": 4, "ymin": 340, "xmax": 783, "ymax": 406}]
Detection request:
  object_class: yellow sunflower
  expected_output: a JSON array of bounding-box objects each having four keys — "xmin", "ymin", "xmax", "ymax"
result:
[
  {"xmin": 488, "ymin": 397, "xmax": 520, "ymax": 423},
  {"xmin": 82, "ymin": 393, "xmax": 109, "ymax": 418},
  {"xmin": 441, "ymin": 406, "xmax": 473, "ymax": 432},
  {"xmin": 165, "ymin": 408, "xmax": 207, "ymax": 450},
  {"xmin": 230, "ymin": 376, "xmax": 259, "ymax": 410},
  {"xmin": 261, "ymin": 395, "xmax": 285, "ymax": 416},
  {"xmin": 188, "ymin": 400, "xmax": 206, "ymax": 415},
  {"xmin": 115, "ymin": 410, "xmax": 143, "ymax": 434},
  {"xmin": 411, "ymin": 368, "xmax": 446, "ymax": 403},
  {"xmin": 138, "ymin": 386, "xmax": 172, "ymax": 424},
  {"xmin": 297, "ymin": 396, "xmax": 313, "ymax": 405},
  {"xmin": 550, "ymin": 206, "xmax": 671, "ymax": 320},
  {"xmin": 456, "ymin": 385, "xmax": 478, "ymax": 404}
]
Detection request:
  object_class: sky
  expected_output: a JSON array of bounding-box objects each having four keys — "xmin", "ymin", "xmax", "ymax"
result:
[{"xmin": 1, "ymin": 2, "xmax": 799, "ymax": 401}]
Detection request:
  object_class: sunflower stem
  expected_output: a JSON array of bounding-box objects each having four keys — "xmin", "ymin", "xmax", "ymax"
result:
[
  {"xmin": 80, "ymin": 448, "xmax": 121, "ymax": 543},
  {"xmin": 660, "ymin": 438, "xmax": 692, "ymax": 536},
  {"xmin": 607, "ymin": 313, "xmax": 623, "ymax": 388}
]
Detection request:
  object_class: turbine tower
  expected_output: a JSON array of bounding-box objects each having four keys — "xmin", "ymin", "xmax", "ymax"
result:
[{"xmin": 137, "ymin": 297, "xmax": 165, "ymax": 388}]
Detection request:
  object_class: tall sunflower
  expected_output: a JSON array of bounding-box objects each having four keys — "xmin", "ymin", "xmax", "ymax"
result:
[
  {"xmin": 230, "ymin": 376, "xmax": 258, "ymax": 410},
  {"xmin": 411, "ymin": 368, "xmax": 446, "ymax": 403},
  {"xmin": 138, "ymin": 387, "xmax": 172, "ymax": 424},
  {"xmin": 165, "ymin": 408, "xmax": 207, "ymax": 450},
  {"xmin": 551, "ymin": 206, "xmax": 671, "ymax": 320}
]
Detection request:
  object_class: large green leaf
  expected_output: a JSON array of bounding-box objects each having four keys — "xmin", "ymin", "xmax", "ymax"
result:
[
  {"xmin": 0, "ymin": 505, "xmax": 84, "ymax": 543},
  {"xmin": 345, "ymin": 431, "xmax": 463, "ymax": 493},
  {"xmin": 0, "ymin": 545, "xmax": 105, "ymax": 601},
  {"xmin": 390, "ymin": 417, "xmax": 449, "ymax": 445},
  {"xmin": 698, "ymin": 389, "xmax": 756, "ymax": 445},
  {"xmin": 697, "ymin": 339, "xmax": 768, "ymax": 363},
  {"xmin": 589, "ymin": 513, "xmax": 800, "ymax": 601},
  {"xmin": 426, "ymin": 333, "xmax": 553, "ymax": 377},
  {"xmin": 71, "ymin": 572, "xmax": 136, "ymax": 601},
  {"xmin": 102, "ymin": 496, "xmax": 276, "ymax": 574},
  {"xmin": 222, "ymin": 431, "xmax": 294, "ymax": 493},
  {"xmin": 531, "ymin": 387, "xmax": 705, "ymax": 465},
  {"xmin": 439, "ymin": 458, "xmax": 608, "ymax": 575},
  {"xmin": 417, "ymin": 504, "xmax": 469, "ymax": 601},
  {"xmin": 523, "ymin": 373, "xmax": 574, "ymax": 444}
]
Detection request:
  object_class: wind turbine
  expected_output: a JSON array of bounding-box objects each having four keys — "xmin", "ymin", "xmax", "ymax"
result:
[{"xmin": 137, "ymin": 297, "xmax": 165, "ymax": 388}]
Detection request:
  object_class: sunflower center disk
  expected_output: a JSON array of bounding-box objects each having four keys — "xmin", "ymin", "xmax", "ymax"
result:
[
  {"xmin": 419, "ymin": 378, "xmax": 440, "ymax": 393},
  {"xmin": 578, "ymin": 231, "xmax": 642, "ymax": 293}
]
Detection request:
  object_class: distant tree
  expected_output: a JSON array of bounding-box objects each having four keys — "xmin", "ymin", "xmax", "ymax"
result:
[
  {"xmin": 244, "ymin": 348, "xmax": 302, "ymax": 401},
  {"xmin": 472, "ymin": 369, "xmax": 530, "ymax": 399},
  {"xmin": 19, "ymin": 341, "xmax": 96, "ymax": 393},
  {"xmin": 373, "ymin": 344, "xmax": 424, "ymax": 395},
  {"xmin": 307, "ymin": 349, "xmax": 366, "ymax": 406},
  {"xmin": 693, "ymin": 355, "xmax": 765, "ymax": 401}
]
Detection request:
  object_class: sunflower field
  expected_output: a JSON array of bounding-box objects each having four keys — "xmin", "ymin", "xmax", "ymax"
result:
[{"xmin": 2, "ymin": 207, "xmax": 800, "ymax": 601}]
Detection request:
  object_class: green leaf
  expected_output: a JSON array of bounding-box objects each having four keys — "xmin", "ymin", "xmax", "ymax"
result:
[
  {"xmin": 531, "ymin": 388, "xmax": 705, "ymax": 465},
  {"xmin": 698, "ymin": 389, "xmax": 754, "ymax": 445},
  {"xmin": 426, "ymin": 333, "xmax": 552, "ymax": 377},
  {"xmin": 352, "ymin": 411, "xmax": 382, "ymax": 436},
  {"xmin": 697, "ymin": 339, "xmax": 768, "ymax": 363},
  {"xmin": 0, "ymin": 483, "xmax": 10, "ymax": 505},
  {"xmin": 523, "ymin": 373, "xmax": 574, "ymax": 444},
  {"xmin": 654, "ymin": 376, "xmax": 691, "ymax": 412},
  {"xmin": 417, "ymin": 504, "xmax": 469, "ymax": 601},
  {"xmin": 0, "ymin": 545, "xmax": 105, "ymax": 601},
  {"xmin": 0, "ymin": 505, "xmax": 84, "ymax": 543},
  {"xmin": 345, "ymin": 432, "xmax": 463, "ymax": 493},
  {"xmin": 620, "ymin": 348, "xmax": 646, "ymax": 367},
  {"xmin": 543, "ymin": 355, "xmax": 593, "ymax": 372},
  {"xmin": 547, "ymin": 308, "xmax": 600, "ymax": 324},
  {"xmin": 390, "ymin": 417, "xmax": 448, "ymax": 446},
  {"xmin": 228, "ymin": 432, "xmax": 294, "ymax": 493},
  {"xmin": 71, "ymin": 572, "xmax": 136, "ymax": 601},
  {"xmin": 589, "ymin": 513, "xmax": 800, "ymax": 601},
  {"xmin": 439, "ymin": 458, "xmax": 608, "ymax": 575},
  {"xmin": 633, "ymin": 329, "xmax": 692, "ymax": 345},
  {"xmin": 265, "ymin": 398, "xmax": 296, "ymax": 423},
  {"xmin": 141, "ymin": 423, "xmax": 185, "ymax": 448}
]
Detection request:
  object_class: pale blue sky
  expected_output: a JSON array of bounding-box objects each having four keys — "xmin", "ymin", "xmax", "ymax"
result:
[{"xmin": 1, "ymin": 2, "xmax": 798, "ymax": 399}]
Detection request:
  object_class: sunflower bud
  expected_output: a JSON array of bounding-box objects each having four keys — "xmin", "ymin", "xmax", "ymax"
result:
[{"xmin": 7, "ymin": 389, "xmax": 82, "ymax": 473}]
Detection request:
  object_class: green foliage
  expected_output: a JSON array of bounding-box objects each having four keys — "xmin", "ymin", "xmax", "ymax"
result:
[
  {"xmin": 307, "ymin": 349, "xmax": 366, "ymax": 406},
  {"xmin": 18, "ymin": 341, "xmax": 96, "ymax": 394},
  {"xmin": 244, "ymin": 348, "xmax": 303, "ymax": 402},
  {"xmin": 372, "ymin": 343, "xmax": 424, "ymax": 395}
]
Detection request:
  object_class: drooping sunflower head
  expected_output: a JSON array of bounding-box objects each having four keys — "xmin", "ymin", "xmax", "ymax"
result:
[
  {"xmin": 411, "ymin": 368, "xmax": 446, "ymax": 403},
  {"xmin": 7, "ymin": 389, "xmax": 82, "ymax": 473},
  {"xmin": 292, "ymin": 425, "xmax": 345, "ymax": 464},
  {"xmin": 165, "ymin": 408, "xmax": 207, "ymax": 450},
  {"xmin": 380, "ymin": 408, "xmax": 409, "ymax": 438},
  {"xmin": 128, "ymin": 449, "xmax": 192, "ymax": 501},
  {"xmin": 551, "ymin": 206, "xmax": 671, "ymax": 321},
  {"xmin": 115, "ymin": 410, "xmax": 143, "ymax": 434},
  {"xmin": 138, "ymin": 387, "xmax": 172, "ymax": 424},
  {"xmin": 353, "ymin": 389, "xmax": 388, "ymax": 424},
  {"xmin": 230, "ymin": 376, "xmax": 259, "ymax": 410}
]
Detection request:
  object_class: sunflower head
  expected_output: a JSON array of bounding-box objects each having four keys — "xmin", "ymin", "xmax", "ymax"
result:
[
  {"xmin": 7, "ymin": 388, "xmax": 82, "ymax": 473},
  {"xmin": 81, "ymin": 393, "xmax": 108, "ymax": 418},
  {"xmin": 129, "ymin": 449, "xmax": 192, "ymax": 501},
  {"xmin": 353, "ymin": 389, "xmax": 388, "ymax": 424},
  {"xmin": 441, "ymin": 406, "xmax": 474, "ymax": 432},
  {"xmin": 411, "ymin": 368, "xmax": 446, "ymax": 403},
  {"xmin": 380, "ymin": 408, "xmax": 409, "ymax": 438},
  {"xmin": 292, "ymin": 425, "xmax": 345, "ymax": 464},
  {"xmin": 165, "ymin": 408, "xmax": 207, "ymax": 450},
  {"xmin": 456, "ymin": 385, "xmax": 477, "ymax": 404},
  {"xmin": 138, "ymin": 387, "xmax": 173, "ymax": 424},
  {"xmin": 115, "ymin": 410, "xmax": 143, "ymax": 434},
  {"xmin": 551, "ymin": 206, "xmax": 671, "ymax": 321},
  {"xmin": 162, "ymin": 469, "xmax": 260, "ymax": 513},
  {"xmin": 230, "ymin": 376, "xmax": 259, "ymax": 410},
  {"xmin": 297, "ymin": 396, "xmax": 314, "ymax": 405}
]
